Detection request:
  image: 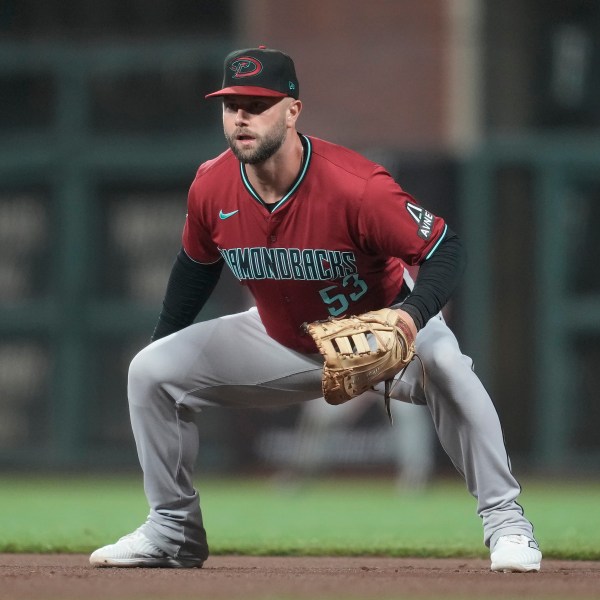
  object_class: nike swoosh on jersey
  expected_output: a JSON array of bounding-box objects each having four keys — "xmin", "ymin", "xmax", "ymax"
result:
[{"xmin": 219, "ymin": 209, "xmax": 239, "ymax": 220}]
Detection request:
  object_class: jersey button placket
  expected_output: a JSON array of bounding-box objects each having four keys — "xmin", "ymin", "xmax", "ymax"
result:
[{"xmin": 266, "ymin": 220, "xmax": 278, "ymax": 246}]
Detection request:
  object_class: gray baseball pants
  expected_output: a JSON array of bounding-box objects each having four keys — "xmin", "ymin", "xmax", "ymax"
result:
[{"xmin": 128, "ymin": 307, "xmax": 535, "ymax": 561}]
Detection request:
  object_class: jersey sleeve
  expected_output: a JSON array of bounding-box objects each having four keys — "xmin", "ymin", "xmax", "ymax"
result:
[
  {"xmin": 357, "ymin": 167, "xmax": 447, "ymax": 265},
  {"xmin": 181, "ymin": 178, "xmax": 222, "ymax": 264}
]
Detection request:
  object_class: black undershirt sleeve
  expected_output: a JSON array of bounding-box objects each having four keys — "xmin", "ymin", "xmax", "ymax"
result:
[
  {"xmin": 396, "ymin": 228, "xmax": 467, "ymax": 331},
  {"xmin": 151, "ymin": 248, "xmax": 224, "ymax": 341}
]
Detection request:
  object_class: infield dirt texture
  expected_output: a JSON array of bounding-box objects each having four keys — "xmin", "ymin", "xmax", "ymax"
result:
[{"xmin": 1, "ymin": 554, "xmax": 599, "ymax": 600}]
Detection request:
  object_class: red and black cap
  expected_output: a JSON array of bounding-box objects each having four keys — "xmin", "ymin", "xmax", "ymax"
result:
[{"xmin": 205, "ymin": 46, "xmax": 299, "ymax": 99}]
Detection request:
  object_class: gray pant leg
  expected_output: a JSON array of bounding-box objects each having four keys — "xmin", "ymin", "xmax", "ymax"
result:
[
  {"xmin": 389, "ymin": 401, "xmax": 435, "ymax": 489},
  {"xmin": 391, "ymin": 316, "xmax": 536, "ymax": 549},
  {"xmin": 127, "ymin": 308, "xmax": 322, "ymax": 557},
  {"xmin": 129, "ymin": 380, "xmax": 207, "ymax": 559}
]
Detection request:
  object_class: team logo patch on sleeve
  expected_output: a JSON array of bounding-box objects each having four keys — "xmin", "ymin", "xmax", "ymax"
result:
[{"xmin": 406, "ymin": 202, "xmax": 435, "ymax": 240}]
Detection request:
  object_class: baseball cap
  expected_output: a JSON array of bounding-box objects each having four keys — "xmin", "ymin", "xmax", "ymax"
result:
[{"xmin": 205, "ymin": 46, "xmax": 299, "ymax": 99}]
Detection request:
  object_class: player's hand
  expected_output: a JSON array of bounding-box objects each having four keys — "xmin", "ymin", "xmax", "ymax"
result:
[{"xmin": 394, "ymin": 308, "xmax": 417, "ymax": 343}]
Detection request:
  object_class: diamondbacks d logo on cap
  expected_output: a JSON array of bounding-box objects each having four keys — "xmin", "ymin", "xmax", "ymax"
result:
[
  {"xmin": 206, "ymin": 47, "xmax": 299, "ymax": 99},
  {"xmin": 230, "ymin": 57, "xmax": 263, "ymax": 78}
]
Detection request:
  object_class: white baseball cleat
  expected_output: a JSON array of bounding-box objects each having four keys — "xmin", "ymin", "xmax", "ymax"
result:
[
  {"xmin": 89, "ymin": 529, "xmax": 203, "ymax": 568},
  {"xmin": 490, "ymin": 534, "xmax": 542, "ymax": 572}
]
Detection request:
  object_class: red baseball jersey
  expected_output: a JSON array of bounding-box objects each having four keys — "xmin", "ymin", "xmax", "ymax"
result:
[{"xmin": 183, "ymin": 135, "xmax": 447, "ymax": 352}]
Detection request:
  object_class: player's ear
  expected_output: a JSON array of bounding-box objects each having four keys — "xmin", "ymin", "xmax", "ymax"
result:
[{"xmin": 286, "ymin": 99, "xmax": 302, "ymax": 123}]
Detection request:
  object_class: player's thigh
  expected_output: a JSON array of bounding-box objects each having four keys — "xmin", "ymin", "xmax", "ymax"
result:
[
  {"xmin": 386, "ymin": 315, "xmax": 473, "ymax": 405},
  {"xmin": 129, "ymin": 307, "xmax": 323, "ymax": 408}
]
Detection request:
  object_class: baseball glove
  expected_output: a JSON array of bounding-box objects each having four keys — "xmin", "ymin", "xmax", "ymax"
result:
[{"xmin": 304, "ymin": 308, "xmax": 416, "ymax": 423}]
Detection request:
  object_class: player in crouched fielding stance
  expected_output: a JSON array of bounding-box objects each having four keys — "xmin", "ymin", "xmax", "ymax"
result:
[{"xmin": 90, "ymin": 47, "xmax": 541, "ymax": 572}]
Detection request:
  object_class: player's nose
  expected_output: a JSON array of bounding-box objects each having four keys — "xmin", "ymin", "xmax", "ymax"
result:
[{"xmin": 234, "ymin": 109, "xmax": 249, "ymax": 126}]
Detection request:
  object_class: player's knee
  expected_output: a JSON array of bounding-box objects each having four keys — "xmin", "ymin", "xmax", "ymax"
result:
[{"xmin": 127, "ymin": 342, "xmax": 173, "ymax": 402}]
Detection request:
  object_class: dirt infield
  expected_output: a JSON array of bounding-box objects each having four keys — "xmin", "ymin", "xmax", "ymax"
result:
[{"xmin": 0, "ymin": 554, "xmax": 599, "ymax": 600}]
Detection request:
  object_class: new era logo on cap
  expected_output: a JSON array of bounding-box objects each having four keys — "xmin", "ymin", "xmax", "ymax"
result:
[{"xmin": 205, "ymin": 46, "xmax": 299, "ymax": 99}]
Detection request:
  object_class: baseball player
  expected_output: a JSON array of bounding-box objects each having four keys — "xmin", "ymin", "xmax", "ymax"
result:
[{"xmin": 90, "ymin": 47, "xmax": 542, "ymax": 572}]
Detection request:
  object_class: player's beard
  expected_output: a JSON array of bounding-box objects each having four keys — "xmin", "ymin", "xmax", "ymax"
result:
[{"xmin": 225, "ymin": 117, "xmax": 287, "ymax": 165}]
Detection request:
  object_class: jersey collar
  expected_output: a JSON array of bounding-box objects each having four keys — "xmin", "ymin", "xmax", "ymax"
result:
[{"xmin": 239, "ymin": 133, "xmax": 312, "ymax": 212}]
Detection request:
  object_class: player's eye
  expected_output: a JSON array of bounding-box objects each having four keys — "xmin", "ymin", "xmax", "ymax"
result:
[
  {"xmin": 247, "ymin": 101, "xmax": 267, "ymax": 114},
  {"xmin": 224, "ymin": 100, "xmax": 272, "ymax": 115}
]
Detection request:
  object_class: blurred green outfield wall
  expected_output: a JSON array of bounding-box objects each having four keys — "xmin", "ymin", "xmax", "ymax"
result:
[
  {"xmin": 2, "ymin": 1, "xmax": 600, "ymax": 475},
  {"xmin": 460, "ymin": 135, "xmax": 600, "ymax": 471},
  {"xmin": 1, "ymin": 40, "xmax": 600, "ymax": 473},
  {"xmin": 0, "ymin": 38, "xmax": 458, "ymax": 473},
  {"xmin": 0, "ymin": 39, "xmax": 241, "ymax": 469}
]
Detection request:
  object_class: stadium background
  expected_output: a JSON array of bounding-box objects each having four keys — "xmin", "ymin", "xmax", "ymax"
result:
[{"xmin": 0, "ymin": 0, "xmax": 599, "ymax": 479}]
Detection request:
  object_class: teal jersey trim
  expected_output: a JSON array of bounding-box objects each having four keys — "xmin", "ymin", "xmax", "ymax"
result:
[
  {"xmin": 239, "ymin": 134, "xmax": 312, "ymax": 211},
  {"xmin": 240, "ymin": 165, "xmax": 262, "ymax": 204},
  {"xmin": 425, "ymin": 224, "xmax": 447, "ymax": 260}
]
